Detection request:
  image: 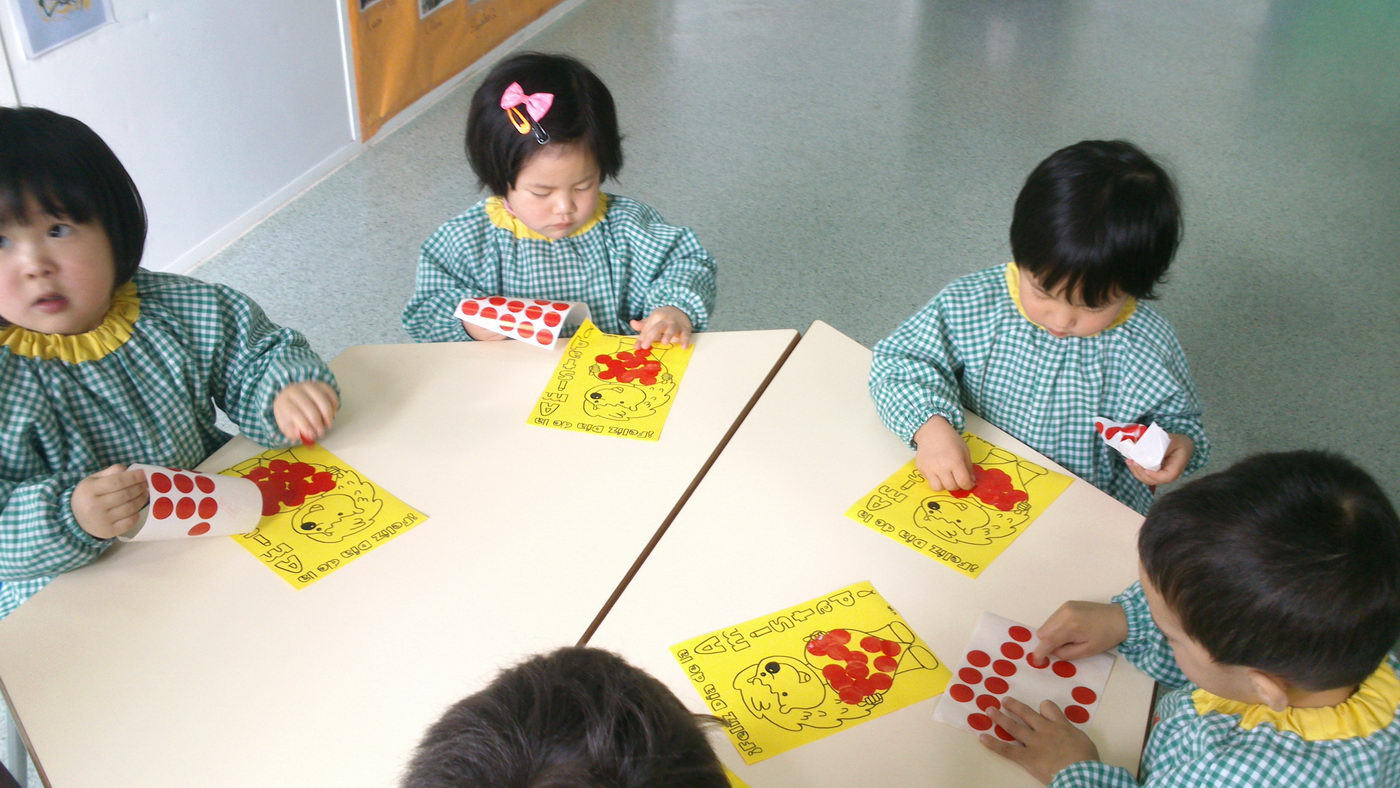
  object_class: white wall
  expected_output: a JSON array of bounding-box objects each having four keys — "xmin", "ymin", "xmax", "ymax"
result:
[{"xmin": 0, "ymin": 0, "xmax": 359, "ymax": 272}]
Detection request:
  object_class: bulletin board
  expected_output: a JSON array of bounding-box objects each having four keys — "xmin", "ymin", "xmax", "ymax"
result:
[{"xmin": 346, "ymin": 0, "xmax": 565, "ymax": 140}]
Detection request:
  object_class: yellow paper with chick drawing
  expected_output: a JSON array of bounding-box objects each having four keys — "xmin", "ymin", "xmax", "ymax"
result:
[
  {"xmin": 527, "ymin": 319, "xmax": 694, "ymax": 441},
  {"xmin": 221, "ymin": 445, "xmax": 427, "ymax": 589},
  {"xmin": 845, "ymin": 434, "xmax": 1072, "ymax": 578},
  {"xmin": 671, "ymin": 582, "xmax": 950, "ymax": 764}
]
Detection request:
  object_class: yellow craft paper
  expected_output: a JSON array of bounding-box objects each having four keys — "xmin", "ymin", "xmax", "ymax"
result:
[
  {"xmin": 527, "ymin": 319, "xmax": 694, "ymax": 441},
  {"xmin": 723, "ymin": 766, "xmax": 749, "ymax": 787},
  {"xmin": 845, "ymin": 434, "xmax": 1072, "ymax": 578},
  {"xmin": 221, "ymin": 445, "xmax": 427, "ymax": 589},
  {"xmin": 671, "ymin": 582, "xmax": 950, "ymax": 764}
]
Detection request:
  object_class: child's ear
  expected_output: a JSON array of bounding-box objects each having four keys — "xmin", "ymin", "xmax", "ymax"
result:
[{"xmin": 1246, "ymin": 669, "xmax": 1290, "ymax": 711}]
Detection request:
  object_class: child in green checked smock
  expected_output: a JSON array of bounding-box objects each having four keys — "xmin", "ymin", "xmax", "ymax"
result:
[
  {"xmin": 984, "ymin": 451, "xmax": 1400, "ymax": 787},
  {"xmin": 869, "ymin": 140, "xmax": 1207, "ymax": 514},
  {"xmin": 0, "ymin": 107, "xmax": 339, "ymax": 618},
  {"xmin": 402, "ymin": 53, "xmax": 716, "ymax": 349}
]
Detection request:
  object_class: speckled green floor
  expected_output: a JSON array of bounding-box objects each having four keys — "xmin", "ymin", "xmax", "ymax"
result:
[{"xmin": 196, "ymin": 0, "xmax": 1399, "ymax": 500}]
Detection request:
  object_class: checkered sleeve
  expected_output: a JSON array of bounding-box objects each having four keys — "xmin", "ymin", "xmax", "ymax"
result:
[
  {"xmin": 1052, "ymin": 760, "xmax": 1139, "ymax": 787},
  {"xmin": 1056, "ymin": 741, "xmax": 1355, "ymax": 787},
  {"xmin": 1113, "ymin": 581, "xmax": 1189, "ymax": 688},
  {"xmin": 156, "ymin": 278, "xmax": 338, "ymax": 448},
  {"xmin": 630, "ymin": 204, "xmax": 717, "ymax": 331},
  {"xmin": 0, "ymin": 471, "xmax": 108, "ymax": 581},
  {"xmin": 869, "ymin": 290, "xmax": 969, "ymax": 445},
  {"xmin": 402, "ymin": 216, "xmax": 494, "ymax": 342}
]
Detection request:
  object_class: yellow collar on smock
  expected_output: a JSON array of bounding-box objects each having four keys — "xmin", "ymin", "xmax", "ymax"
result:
[
  {"xmin": 1192, "ymin": 659, "xmax": 1400, "ymax": 741},
  {"xmin": 0, "ymin": 281, "xmax": 140, "ymax": 363},
  {"xmin": 484, "ymin": 193, "xmax": 609, "ymax": 241},
  {"xmin": 1003, "ymin": 262, "xmax": 1136, "ymax": 336}
]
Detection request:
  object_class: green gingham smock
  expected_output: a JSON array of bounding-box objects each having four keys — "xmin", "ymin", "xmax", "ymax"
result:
[
  {"xmin": 1052, "ymin": 582, "xmax": 1400, "ymax": 786},
  {"xmin": 402, "ymin": 193, "xmax": 717, "ymax": 341},
  {"xmin": 868, "ymin": 263, "xmax": 1208, "ymax": 514},
  {"xmin": 0, "ymin": 270, "xmax": 337, "ymax": 618}
]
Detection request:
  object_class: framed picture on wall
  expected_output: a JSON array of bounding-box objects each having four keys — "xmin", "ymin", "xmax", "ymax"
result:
[{"xmin": 9, "ymin": 0, "xmax": 113, "ymax": 58}]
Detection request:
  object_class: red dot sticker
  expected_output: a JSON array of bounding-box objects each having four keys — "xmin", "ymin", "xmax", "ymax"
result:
[
  {"xmin": 552, "ymin": 302, "xmax": 569, "ymax": 310},
  {"xmin": 536, "ymin": 329, "xmax": 554, "ymax": 345},
  {"xmin": 152, "ymin": 497, "xmax": 173, "ymax": 519},
  {"xmin": 176, "ymin": 497, "xmax": 196, "ymax": 519},
  {"xmin": 967, "ymin": 650, "xmax": 991, "ymax": 667},
  {"xmin": 984, "ymin": 677, "xmax": 1009, "ymax": 694},
  {"xmin": 525, "ymin": 305, "xmax": 543, "ymax": 320},
  {"xmin": 958, "ymin": 667, "xmax": 983, "ymax": 684},
  {"xmin": 195, "ymin": 475, "xmax": 215, "ymax": 493},
  {"xmin": 860, "ymin": 636, "xmax": 883, "ymax": 653},
  {"xmin": 838, "ymin": 688, "xmax": 863, "ymax": 705},
  {"xmin": 187, "ymin": 523, "xmax": 211, "ymax": 537},
  {"xmin": 949, "ymin": 684, "xmax": 974, "ymax": 703},
  {"xmin": 174, "ymin": 474, "xmax": 194, "ymax": 493},
  {"xmin": 489, "ymin": 297, "xmax": 506, "ymax": 306},
  {"xmin": 461, "ymin": 301, "xmax": 480, "ymax": 316},
  {"xmin": 827, "ymin": 645, "xmax": 851, "ymax": 661},
  {"xmin": 806, "ymin": 639, "xmax": 826, "ymax": 656},
  {"xmin": 992, "ymin": 660, "xmax": 1017, "ymax": 677},
  {"xmin": 1072, "ymin": 686, "xmax": 1097, "ymax": 705},
  {"xmin": 543, "ymin": 312, "xmax": 562, "ymax": 327},
  {"xmin": 822, "ymin": 664, "xmax": 845, "ymax": 682},
  {"xmin": 198, "ymin": 497, "xmax": 218, "ymax": 519},
  {"xmin": 1064, "ymin": 705, "xmax": 1090, "ymax": 724},
  {"xmin": 846, "ymin": 663, "xmax": 869, "ymax": 680},
  {"xmin": 869, "ymin": 672, "xmax": 892, "ymax": 691},
  {"xmin": 498, "ymin": 312, "xmax": 516, "ymax": 328},
  {"xmin": 995, "ymin": 725, "xmax": 1015, "ymax": 742},
  {"xmin": 517, "ymin": 323, "xmax": 535, "ymax": 340},
  {"xmin": 975, "ymin": 694, "xmax": 1001, "ymax": 711},
  {"xmin": 1027, "ymin": 653, "xmax": 1050, "ymax": 669},
  {"xmin": 150, "ymin": 472, "xmax": 171, "ymax": 493},
  {"xmin": 1001, "ymin": 642, "xmax": 1024, "ymax": 659},
  {"xmin": 873, "ymin": 655, "xmax": 898, "ymax": 673},
  {"xmin": 1009, "ymin": 626, "xmax": 1032, "ymax": 642},
  {"xmin": 828, "ymin": 630, "xmax": 851, "ymax": 644},
  {"xmin": 480, "ymin": 306, "xmax": 498, "ymax": 320},
  {"xmin": 967, "ymin": 713, "xmax": 993, "ymax": 731},
  {"xmin": 882, "ymin": 641, "xmax": 902, "ymax": 657},
  {"xmin": 1052, "ymin": 661, "xmax": 1078, "ymax": 678},
  {"xmin": 846, "ymin": 651, "xmax": 868, "ymax": 664},
  {"xmin": 506, "ymin": 300, "xmax": 525, "ymax": 312},
  {"xmin": 533, "ymin": 299, "xmax": 552, "ymax": 305}
]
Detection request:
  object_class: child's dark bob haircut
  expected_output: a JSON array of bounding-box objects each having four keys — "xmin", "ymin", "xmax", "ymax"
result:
[
  {"xmin": 402, "ymin": 647, "xmax": 728, "ymax": 788},
  {"xmin": 1010, "ymin": 140, "xmax": 1181, "ymax": 308},
  {"xmin": 1140, "ymin": 450, "xmax": 1400, "ymax": 691},
  {"xmin": 0, "ymin": 106, "xmax": 147, "ymax": 285},
  {"xmin": 465, "ymin": 53, "xmax": 622, "ymax": 196}
]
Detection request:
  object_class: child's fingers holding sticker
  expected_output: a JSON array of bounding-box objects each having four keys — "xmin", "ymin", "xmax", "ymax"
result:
[
  {"xmin": 1033, "ymin": 601, "xmax": 1128, "ymax": 661},
  {"xmin": 981, "ymin": 697, "xmax": 1099, "ymax": 784},
  {"xmin": 274, "ymin": 381, "xmax": 339, "ymax": 444}
]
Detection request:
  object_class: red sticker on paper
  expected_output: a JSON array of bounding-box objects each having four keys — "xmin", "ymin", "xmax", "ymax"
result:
[
  {"xmin": 198, "ymin": 498, "xmax": 218, "ymax": 519},
  {"xmin": 195, "ymin": 475, "xmax": 215, "ymax": 493},
  {"xmin": 1008, "ymin": 626, "xmax": 1032, "ymax": 642},
  {"xmin": 187, "ymin": 523, "xmax": 211, "ymax": 536},
  {"xmin": 1071, "ymin": 686, "xmax": 1097, "ymax": 705},
  {"xmin": 150, "ymin": 472, "xmax": 171, "ymax": 494},
  {"xmin": 1052, "ymin": 661, "xmax": 1078, "ymax": 678},
  {"xmin": 949, "ymin": 684, "xmax": 974, "ymax": 703},
  {"xmin": 152, "ymin": 497, "xmax": 173, "ymax": 519},
  {"xmin": 958, "ymin": 667, "xmax": 983, "ymax": 684},
  {"xmin": 1001, "ymin": 642, "xmax": 1024, "ymax": 659},
  {"xmin": 1064, "ymin": 705, "xmax": 1090, "ymax": 724},
  {"xmin": 174, "ymin": 474, "xmax": 194, "ymax": 493},
  {"xmin": 967, "ymin": 649, "xmax": 991, "ymax": 667},
  {"xmin": 984, "ymin": 677, "xmax": 1009, "ymax": 694},
  {"xmin": 176, "ymin": 497, "xmax": 196, "ymax": 519},
  {"xmin": 461, "ymin": 300, "xmax": 480, "ymax": 316},
  {"xmin": 967, "ymin": 713, "xmax": 993, "ymax": 731}
]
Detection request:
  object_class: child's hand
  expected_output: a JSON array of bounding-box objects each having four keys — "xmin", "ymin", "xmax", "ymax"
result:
[
  {"xmin": 463, "ymin": 321, "xmax": 507, "ymax": 341},
  {"xmin": 980, "ymin": 697, "xmax": 1100, "ymax": 785},
  {"xmin": 274, "ymin": 381, "xmax": 339, "ymax": 445},
  {"xmin": 1126, "ymin": 432, "xmax": 1193, "ymax": 487},
  {"xmin": 630, "ymin": 306, "xmax": 693, "ymax": 349},
  {"xmin": 913, "ymin": 415, "xmax": 975, "ymax": 491},
  {"xmin": 1031, "ymin": 601, "xmax": 1127, "ymax": 661},
  {"xmin": 72, "ymin": 465, "xmax": 148, "ymax": 539}
]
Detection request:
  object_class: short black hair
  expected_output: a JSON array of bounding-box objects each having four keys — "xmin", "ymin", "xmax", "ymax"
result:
[
  {"xmin": 466, "ymin": 53, "xmax": 622, "ymax": 196},
  {"xmin": 402, "ymin": 647, "xmax": 728, "ymax": 787},
  {"xmin": 0, "ymin": 106, "xmax": 147, "ymax": 285},
  {"xmin": 1010, "ymin": 140, "xmax": 1181, "ymax": 308},
  {"xmin": 1140, "ymin": 451, "xmax": 1400, "ymax": 690}
]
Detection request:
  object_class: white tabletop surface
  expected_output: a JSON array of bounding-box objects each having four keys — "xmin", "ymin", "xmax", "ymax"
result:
[
  {"xmin": 0, "ymin": 329, "xmax": 796, "ymax": 788},
  {"xmin": 587, "ymin": 321, "xmax": 1154, "ymax": 787}
]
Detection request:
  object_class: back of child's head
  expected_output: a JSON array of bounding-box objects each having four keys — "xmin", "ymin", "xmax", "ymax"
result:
[
  {"xmin": 1010, "ymin": 139, "xmax": 1180, "ymax": 308},
  {"xmin": 0, "ymin": 105, "xmax": 146, "ymax": 285},
  {"xmin": 466, "ymin": 53, "xmax": 622, "ymax": 196},
  {"xmin": 402, "ymin": 647, "xmax": 728, "ymax": 788},
  {"xmin": 1140, "ymin": 450, "xmax": 1400, "ymax": 690}
]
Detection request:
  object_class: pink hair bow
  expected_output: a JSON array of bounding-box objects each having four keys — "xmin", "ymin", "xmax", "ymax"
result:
[{"xmin": 500, "ymin": 82, "xmax": 554, "ymax": 122}]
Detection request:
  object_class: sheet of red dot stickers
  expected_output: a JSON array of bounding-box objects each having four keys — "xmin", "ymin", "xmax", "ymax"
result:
[
  {"xmin": 219, "ymin": 445, "xmax": 427, "ymax": 589},
  {"xmin": 933, "ymin": 612, "xmax": 1115, "ymax": 741},
  {"xmin": 121, "ymin": 464, "xmax": 264, "ymax": 541},
  {"xmin": 845, "ymin": 434, "xmax": 1073, "ymax": 578},
  {"xmin": 671, "ymin": 581, "xmax": 951, "ymax": 765},
  {"xmin": 527, "ymin": 319, "xmax": 694, "ymax": 441},
  {"xmin": 454, "ymin": 296, "xmax": 589, "ymax": 349}
]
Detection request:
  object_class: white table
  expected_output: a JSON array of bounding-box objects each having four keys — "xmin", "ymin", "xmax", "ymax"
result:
[
  {"xmin": 0, "ymin": 329, "xmax": 796, "ymax": 788},
  {"xmin": 587, "ymin": 321, "xmax": 1154, "ymax": 786}
]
